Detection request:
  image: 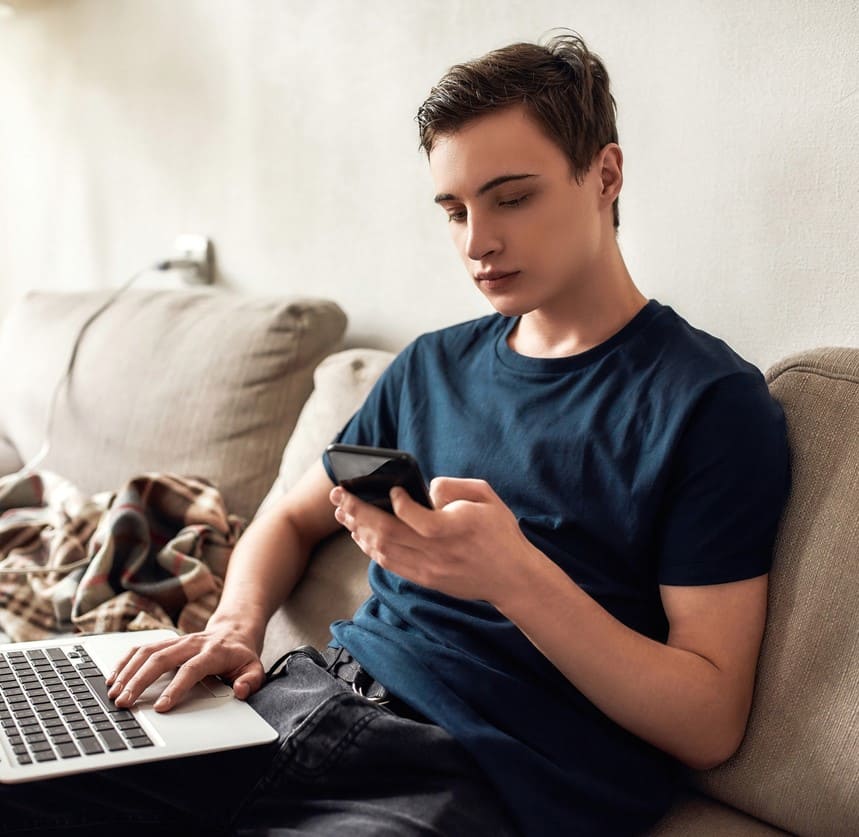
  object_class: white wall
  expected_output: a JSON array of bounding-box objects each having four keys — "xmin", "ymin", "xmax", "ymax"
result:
[{"xmin": 0, "ymin": 0, "xmax": 856, "ymax": 369}]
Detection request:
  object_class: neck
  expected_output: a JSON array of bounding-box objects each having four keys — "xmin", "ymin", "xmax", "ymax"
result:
[{"xmin": 509, "ymin": 243, "xmax": 647, "ymax": 359}]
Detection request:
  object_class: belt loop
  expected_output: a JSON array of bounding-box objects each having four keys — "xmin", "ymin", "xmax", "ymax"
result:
[
  {"xmin": 264, "ymin": 645, "xmax": 327, "ymax": 681},
  {"xmin": 323, "ymin": 648, "xmax": 390, "ymax": 704}
]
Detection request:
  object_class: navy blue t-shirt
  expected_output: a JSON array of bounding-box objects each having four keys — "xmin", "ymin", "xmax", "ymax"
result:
[{"xmin": 322, "ymin": 301, "xmax": 790, "ymax": 836}]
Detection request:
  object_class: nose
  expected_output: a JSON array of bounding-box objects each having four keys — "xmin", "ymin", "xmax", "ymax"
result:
[{"xmin": 464, "ymin": 214, "xmax": 502, "ymax": 262}]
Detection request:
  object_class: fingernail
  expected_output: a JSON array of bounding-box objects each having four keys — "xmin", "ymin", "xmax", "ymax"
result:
[
  {"xmin": 105, "ymin": 670, "xmax": 116, "ymax": 685},
  {"xmin": 331, "ymin": 487, "xmax": 343, "ymax": 503},
  {"xmin": 118, "ymin": 689, "xmax": 133, "ymax": 706},
  {"xmin": 107, "ymin": 681, "xmax": 122, "ymax": 698},
  {"xmin": 154, "ymin": 694, "xmax": 171, "ymax": 711}
]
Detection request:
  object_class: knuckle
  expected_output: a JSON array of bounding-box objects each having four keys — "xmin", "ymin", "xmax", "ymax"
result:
[
  {"xmin": 374, "ymin": 550, "xmax": 390, "ymax": 568},
  {"xmin": 180, "ymin": 658, "xmax": 203, "ymax": 675},
  {"xmin": 148, "ymin": 648, "xmax": 172, "ymax": 666},
  {"xmin": 415, "ymin": 516, "xmax": 441, "ymax": 538}
]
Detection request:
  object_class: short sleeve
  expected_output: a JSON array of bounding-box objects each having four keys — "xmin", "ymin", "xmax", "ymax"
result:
[{"xmin": 656, "ymin": 373, "xmax": 791, "ymax": 586}]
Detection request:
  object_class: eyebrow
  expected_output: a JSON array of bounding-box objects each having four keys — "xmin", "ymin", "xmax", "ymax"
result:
[{"xmin": 433, "ymin": 173, "xmax": 538, "ymax": 204}]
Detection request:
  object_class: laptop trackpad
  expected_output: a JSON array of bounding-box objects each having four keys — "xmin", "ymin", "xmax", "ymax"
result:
[{"xmin": 137, "ymin": 673, "xmax": 233, "ymax": 705}]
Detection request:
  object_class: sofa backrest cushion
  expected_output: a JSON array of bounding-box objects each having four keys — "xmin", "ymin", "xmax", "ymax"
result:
[
  {"xmin": 0, "ymin": 289, "xmax": 346, "ymax": 521},
  {"xmin": 256, "ymin": 347, "xmax": 396, "ymax": 518},
  {"xmin": 694, "ymin": 347, "xmax": 859, "ymax": 834}
]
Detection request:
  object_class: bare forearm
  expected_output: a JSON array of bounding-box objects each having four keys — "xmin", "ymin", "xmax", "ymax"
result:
[
  {"xmin": 208, "ymin": 461, "xmax": 339, "ymax": 651},
  {"xmin": 207, "ymin": 508, "xmax": 313, "ymax": 651},
  {"xmin": 497, "ymin": 552, "xmax": 759, "ymax": 769}
]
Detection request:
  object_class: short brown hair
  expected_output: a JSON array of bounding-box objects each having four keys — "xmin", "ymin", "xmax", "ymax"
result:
[{"xmin": 416, "ymin": 30, "xmax": 621, "ymax": 228}]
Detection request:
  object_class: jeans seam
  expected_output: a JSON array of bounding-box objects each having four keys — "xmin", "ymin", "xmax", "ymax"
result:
[{"xmin": 280, "ymin": 692, "xmax": 379, "ymax": 779}]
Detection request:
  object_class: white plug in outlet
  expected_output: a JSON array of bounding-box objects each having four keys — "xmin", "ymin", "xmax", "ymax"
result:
[{"xmin": 170, "ymin": 234, "xmax": 215, "ymax": 285}]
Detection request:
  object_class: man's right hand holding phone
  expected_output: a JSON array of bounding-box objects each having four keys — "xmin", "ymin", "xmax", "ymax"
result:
[{"xmin": 330, "ymin": 474, "xmax": 544, "ymax": 610}]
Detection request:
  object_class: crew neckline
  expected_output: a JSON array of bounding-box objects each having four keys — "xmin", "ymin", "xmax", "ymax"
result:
[{"xmin": 495, "ymin": 299, "xmax": 663, "ymax": 375}]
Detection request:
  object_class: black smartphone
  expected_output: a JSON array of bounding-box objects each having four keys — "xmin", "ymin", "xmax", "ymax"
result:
[{"xmin": 326, "ymin": 444, "xmax": 432, "ymax": 512}]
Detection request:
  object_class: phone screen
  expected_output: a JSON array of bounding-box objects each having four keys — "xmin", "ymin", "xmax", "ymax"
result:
[{"xmin": 326, "ymin": 444, "xmax": 432, "ymax": 512}]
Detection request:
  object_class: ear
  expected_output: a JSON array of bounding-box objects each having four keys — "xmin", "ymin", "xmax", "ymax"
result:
[{"xmin": 597, "ymin": 143, "xmax": 623, "ymax": 207}]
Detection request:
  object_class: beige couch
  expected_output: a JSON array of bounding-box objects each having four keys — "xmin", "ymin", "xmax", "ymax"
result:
[{"xmin": 0, "ymin": 289, "xmax": 856, "ymax": 835}]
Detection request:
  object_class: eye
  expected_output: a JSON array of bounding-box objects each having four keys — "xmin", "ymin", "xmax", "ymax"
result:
[
  {"xmin": 446, "ymin": 209, "xmax": 467, "ymax": 223},
  {"xmin": 499, "ymin": 194, "xmax": 531, "ymax": 209}
]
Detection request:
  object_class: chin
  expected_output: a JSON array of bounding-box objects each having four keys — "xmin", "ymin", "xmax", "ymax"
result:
[{"xmin": 483, "ymin": 296, "xmax": 536, "ymax": 318}]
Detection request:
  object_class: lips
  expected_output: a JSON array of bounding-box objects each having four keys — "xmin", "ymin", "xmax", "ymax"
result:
[{"xmin": 474, "ymin": 270, "xmax": 520, "ymax": 283}]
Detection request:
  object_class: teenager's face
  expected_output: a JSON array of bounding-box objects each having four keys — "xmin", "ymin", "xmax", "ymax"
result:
[{"xmin": 429, "ymin": 105, "xmax": 618, "ymax": 318}]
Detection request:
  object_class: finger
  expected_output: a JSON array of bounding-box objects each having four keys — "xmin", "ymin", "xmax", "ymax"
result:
[
  {"xmin": 107, "ymin": 637, "xmax": 183, "ymax": 699},
  {"xmin": 112, "ymin": 641, "xmax": 201, "ymax": 708},
  {"xmin": 429, "ymin": 477, "xmax": 494, "ymax": 508},
  {"xmin": 389, "ymin": 487, "xmax": 442, "ymax": 537},
  {"xmin": 156, "ymin": 653, "xmax": 266, "ymax": 711},
  {"xmin": 231, "ymin": 661, "xmax": 266, "ymax": 701},
  {"xmin": 337, "ymin": 489, "xmax": 401, "ymax": 534},
  {"xmin": 352, "ymin": 527, "xmax": 427, "ymax": 580},
  {"xmin": 150, "ymin": 655, "xmax": 211, "ymax": 712},
  {"xmin": 106, "ymin": 645, "xmax": 141, "ymax": 686}
]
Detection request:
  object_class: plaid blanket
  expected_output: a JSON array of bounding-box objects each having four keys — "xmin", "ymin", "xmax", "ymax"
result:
[{"xmin": 0, "ymin": 471, "xmax": 246, "ymax": 642}]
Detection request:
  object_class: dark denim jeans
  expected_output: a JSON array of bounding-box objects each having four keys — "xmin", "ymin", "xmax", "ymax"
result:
[{"xmin": 0, "ymin": 648, "xmax": 517, "ymax": 836}]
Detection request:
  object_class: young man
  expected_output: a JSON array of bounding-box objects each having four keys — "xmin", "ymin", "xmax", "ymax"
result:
[{"xmin": 3, "ymin": 32, "xmax": 789, "ymax": 836}]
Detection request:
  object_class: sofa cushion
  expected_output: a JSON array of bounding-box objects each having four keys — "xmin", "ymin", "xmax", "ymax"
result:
[
  {"xmin": 256, "ymin": 347, "xmax": 395, "ymax": 517},
  {"xmin": 646, "ymin": 792, "xmax": 790, "ymax": 836},
  {"xmin": 692, "ymin": 347, "xmax": 859, "ymax": 835},
  {"xmin": 259, "ymin": 348, "xmax": 394, "ymax": 666},
  {"xmin": 0, "ymin": 289, "xmax": 346, "ymax": 521}
]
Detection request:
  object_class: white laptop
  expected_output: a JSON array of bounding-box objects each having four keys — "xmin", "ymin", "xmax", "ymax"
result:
[{"xmin": 0, "ymin": 629, "xmax": 278, "ymax": 783}]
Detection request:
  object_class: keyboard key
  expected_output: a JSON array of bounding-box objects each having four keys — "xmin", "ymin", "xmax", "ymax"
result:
[
  {"xmin": 29, "ymin": 738, "xmax": 52, "ymax": 753},
  {"xmin": 82, "ymin": 673, "xmax": 122, "ymax": 714},
  {"xmin": 127, "ymin": 735, "xmax": 153, "ymax": 748},
  {"xmin": 78, "ymin": 736, "xmax": 103, "ymax": 755},
  {"xmin": 72, "ymin": 726, "xmax": 97, "ymax": 739},
  {"xmin": 33, "ymin": 750, "xmax": 56, "ymax": 762},
  {"xmin": 57, "ymin": 742, "xmax": 79, "ymax": 759},
  {"xmin": 98, "ymin": 729, "xmax": 127, "ymax": 751}
]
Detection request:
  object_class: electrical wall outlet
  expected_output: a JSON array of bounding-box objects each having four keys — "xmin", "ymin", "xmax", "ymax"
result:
[{"xmin": 171, "ymin": 234, "xmax": 215, "ymax": 285}]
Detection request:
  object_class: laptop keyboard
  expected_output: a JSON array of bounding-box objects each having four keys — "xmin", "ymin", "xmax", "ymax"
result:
[{"xmin": 0, "ymin": 645, "xmax": 153, "ymax": 766}]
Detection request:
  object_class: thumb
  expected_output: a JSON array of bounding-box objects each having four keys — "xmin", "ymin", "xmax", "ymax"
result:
[
  {"xmin": 231, "ymin": 661, "xmax": 266, "ymax": 700},
  {"xmin": 429, "ymin": 477, "xmax": 494, "ymax": 509}
]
